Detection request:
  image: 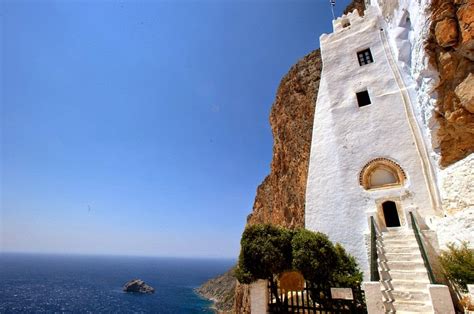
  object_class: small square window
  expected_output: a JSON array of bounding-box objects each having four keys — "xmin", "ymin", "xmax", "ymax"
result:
[
  {"xmin": 357, "ymin": 49, "xmax": 374, "ymax": 66},
  {"xmin": 356, "ymin": 90, "xmax": 371, "ymax": 107}
]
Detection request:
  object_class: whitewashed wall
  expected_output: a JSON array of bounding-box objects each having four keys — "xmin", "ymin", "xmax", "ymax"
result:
[
  {"xmin": 371, "ymin": 0, "xmax": 474, "ymax": 247},
  {"xmin": 305, "ymin": 7, "xmax": 439, "ymax": 276}
]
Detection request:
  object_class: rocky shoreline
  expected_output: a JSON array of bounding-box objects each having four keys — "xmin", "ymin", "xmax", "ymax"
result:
[{"xmin": 195, "ymin": 267, "xmax": 236, "ymax": 313}]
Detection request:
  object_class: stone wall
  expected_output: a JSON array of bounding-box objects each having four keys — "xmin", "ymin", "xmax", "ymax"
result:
[{"xmin": 439, "ymin": 153, "xmax": 474, "ymax": 215}]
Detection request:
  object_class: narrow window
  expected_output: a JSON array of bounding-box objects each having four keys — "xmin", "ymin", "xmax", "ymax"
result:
[
  {"xmin": 356, "ymin": 90, "xmax": 371, "ymax": 107},
  {"xmin": 342, "ymin": 20, "xmax": 350, "ymax": 28},
  {"xmin": 357, "ymin": 48, "xmax": 373, "ymax": 66}
]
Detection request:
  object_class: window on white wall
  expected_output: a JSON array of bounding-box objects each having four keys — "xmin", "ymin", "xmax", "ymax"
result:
[
  {"xmin": 357, "ymin": 49, "xmax": 373, "ymax": 66},
  {"xmin": 356, "ymin": 90, "xmax": 371, "ymax": 107}
]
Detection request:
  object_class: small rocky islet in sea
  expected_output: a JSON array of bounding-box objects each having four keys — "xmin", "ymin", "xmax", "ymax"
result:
[{"xmin": 123, "ymin": 279, "xmax": 155, "ymax": 294}]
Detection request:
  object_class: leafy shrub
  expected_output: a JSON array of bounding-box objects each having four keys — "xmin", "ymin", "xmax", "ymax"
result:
[
  {"xmin": 236, "ymin": 224, "xmax": 362, "ymax": 288},
  {"xmin": 291, "ymin": 229, "xmax": 337, "ymax": 285},
  {"xmin": 439, "ymin": 242, "xmax": 474, "ymax": 292},
  {"xmin": 235, "ymin": 224, "xmax": 293, "ymax": 284},
  {"xmin": 332, "ymin": 243, "xmax": 363, "ymax": 287}
]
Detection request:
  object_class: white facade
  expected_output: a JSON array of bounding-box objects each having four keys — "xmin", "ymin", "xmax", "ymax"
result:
[
  {"xmin": 368, "ymin": 0, "xmax": 474, "ymax": 249},
  {"xmin": 305, "ymin": 7, "xmax": 442, "ymax": 276}
]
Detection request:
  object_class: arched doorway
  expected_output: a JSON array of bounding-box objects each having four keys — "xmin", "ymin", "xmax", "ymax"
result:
[{"xmin": 382, "ymin": 201, "xmax": 401, "ymax": 227}]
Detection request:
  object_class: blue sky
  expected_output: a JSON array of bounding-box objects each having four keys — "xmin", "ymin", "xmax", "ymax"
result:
[{"xmin": 1, "ymin": 0, "xmax": 350, "ymax": 258}]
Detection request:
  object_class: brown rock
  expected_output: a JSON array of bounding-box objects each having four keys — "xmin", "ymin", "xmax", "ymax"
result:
[
  {"xmin": 435, "ymin": 18, "xmax": 459, "ymax": 47},
  {"xmin": 232, "ymin": 45, "xmax": 323, "ymax": 314},
  {"xmin": 438, "ymin": 51, "xmax": 459, "ymax": 80},
  {"xmin": 246, "ymin": 49, "xmax": 321, "ymax": 229},
  {"xmin": 457, "ymin": 0, "xmax": 474, "ymax": 60},
  {"xmin": 233, "ymin": 282, "xmax": 251, "ymax": 314},
  {"xmin": 455, "ymin": 73, "xmax": 474, "ymax": 113},
  {"xmin": 343, "ymin": 0, "xmax": 366, "ymax": 16},
  {"xmin": 428, "ymin": 0, "xmax": 474, "ymax": 166},
  {"xmin": 432, "ymin": 0, "xmax": 456, "ymax": 22}
]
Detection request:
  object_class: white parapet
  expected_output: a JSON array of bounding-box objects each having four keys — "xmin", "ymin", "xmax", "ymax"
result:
[
  {"xmin": 428, "ymin": 284, "xmax": 455, "ymax": 314},
  {"xmin": 362, "ymin": 281, "xmax": 385, "ymax": 314},
  {"xmin": 250, "ymin": 279, "xmax": 268, "ymax": 314}
]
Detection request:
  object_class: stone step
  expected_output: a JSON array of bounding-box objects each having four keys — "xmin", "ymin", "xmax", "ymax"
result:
[
  {"xmin": 393, "ymin": 300, "xmax": 433, "ymax": 312},
  {"xmin": 382, "ymin": 233, "xmax": 416, "ymax": 240},
  {"xmin": 383, "ymin": 252, "xmax": 423, "ymax": 262},
  {"xmin": 386, "ymin": 261, "xmax": 426, "ymax": 271},
  {"xmin": 382, "ymin": 239, "xmax": 420, "ymax": 247},
  {"xmin": 385, "ymin": 227, "xmax": 408, "ymax": 233},
  {"xmin": 384, "ymin": 270, "xmax": 430, "ymax": 281},
  {"xmin": 397, "ymin": 311, "xmax": 433, "ymax": 314},
  {"xmin": 390, "ymin": 290, "xmax": 431, "ymax": 302},
  {"xmin": 388, "ymin": 280, "xmax": 430, "ymax": 291},
  {"xmin": 379, "ymin": 246, "xmax": 420, "ymax": 254}
]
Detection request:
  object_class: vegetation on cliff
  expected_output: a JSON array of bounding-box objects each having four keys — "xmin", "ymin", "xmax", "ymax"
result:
[
  {"xmin": 439, "ymin": 242, "xmax": 474, "ymax": 292},
  {"xmin": 235, "ymin": 224, "xmax": 362, "ymax": 289}
]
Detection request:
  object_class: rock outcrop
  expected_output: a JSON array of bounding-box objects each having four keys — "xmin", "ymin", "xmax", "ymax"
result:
[
  {"xmin": 123, "ymin": 279, "xmax": 155, "ymax": 294},
  {"xmin": 343, "ymin": 0, "xmax": 366, "ymax": 16},
  {"xmin": 246, "ymin": 49, "xmax": 322, "ymax": 229},
  {"xmin": 198, "ymin": 48, "xmax": 322, "ymax": 314},
  {"xmin": 427, "ymin": 0, "xmax": 474, "ymax": 166},
  {"xmin": 195, "ymin": 268, "xmax": 236, "ymax": 312}
]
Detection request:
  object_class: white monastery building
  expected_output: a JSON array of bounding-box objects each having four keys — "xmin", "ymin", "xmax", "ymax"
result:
[
  {"xmin": 303, "ymin": 3, "xmax": 471, "ymax": 313},
  {"xmin": 305, "ymin": 5, "xmax": 440, "ymax": 277}
]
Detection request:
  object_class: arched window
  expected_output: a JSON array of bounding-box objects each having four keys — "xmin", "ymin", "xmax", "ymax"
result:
[{"xmin": 359, "ymin": 158, "xmax": 406, "ymax": 190}]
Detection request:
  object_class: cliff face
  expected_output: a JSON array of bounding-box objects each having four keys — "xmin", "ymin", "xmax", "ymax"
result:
[
  {"xmin": 246, "ymin": 49, "xmax": 322, "ymax": 229},
  {"xmin": 427, "ymin": 0, "xmax": 474, "ymax": 167},
  {"xmin": 196, "ymin": 49, "xmax": 323, "ymax": 314},
  {"xmin": 195, "ymin": 268, "xmax": 236, "ymax": 312},
  {"xmin": 227, "ymin": 49, "xmax": 323, "ymax": 314}
]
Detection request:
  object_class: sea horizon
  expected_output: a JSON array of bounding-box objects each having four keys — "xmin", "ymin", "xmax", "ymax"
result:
[
  {"xmin": 0, "ymin": 252, "xmax": 235, "ymax": 313},
  {"xmin": 0, "ymin": 250, "xmax": 237, "ymax": 261}
]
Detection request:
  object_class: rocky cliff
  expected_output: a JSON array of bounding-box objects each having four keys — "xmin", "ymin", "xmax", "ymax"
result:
[
  {"xmin": 246, "ymin": 49, "xmax": 321, "ymax": 229},
  {"xmin": 427, "ymin": 0, "xmax": 474, "ymax": 167},
  {"xmin": 232, "ymin": 47, "xmax": 322, "ymax": 314},
  {"xmin": 197, "ymin": 2, "xmax": 367, "ymax": 312},
  {"xmin": 197, "ymin": 49, "xmax": 323, "ymax": 313},
  {"xmin": 195, "ymin": 268, "xmax": 236, "ymax": 312}
]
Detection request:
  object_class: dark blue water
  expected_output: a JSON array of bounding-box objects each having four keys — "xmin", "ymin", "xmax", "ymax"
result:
[{"xmin": 0, "ymin": 253, "xmax": 234, "ymax": 313}]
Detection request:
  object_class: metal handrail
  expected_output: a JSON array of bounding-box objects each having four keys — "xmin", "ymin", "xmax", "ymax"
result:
[
  {"xmin": 409, "ymin": 211, "xmax": 436, "ymax": 284},
  {"xmin": 370, "ymin": 216, "xmax": 380, "ymax": 282}
]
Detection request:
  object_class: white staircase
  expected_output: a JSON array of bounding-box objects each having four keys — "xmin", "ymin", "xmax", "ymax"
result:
[{"xmin": 377, "ymin": 228, "xmax": 434, "ymax": 313}]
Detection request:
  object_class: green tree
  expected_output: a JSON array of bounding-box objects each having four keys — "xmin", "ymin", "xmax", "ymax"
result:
[
  {"xmin": 235, "ymin": 224, "xmax": 293, "ymax": 284},
  {"xmin": 332, "ymin": 243, "xmax": 363, "ymax": 287},
  {"xmin": 439, "ymin": 242, "xmax": 474, "ymax": 292},
  {"xmin": 236, "ymin": 224, "xmax": 363, "ymax": 288},
  {"xmin": 291, "ymin": 229, "xmax": 338, "ymax": 285}
]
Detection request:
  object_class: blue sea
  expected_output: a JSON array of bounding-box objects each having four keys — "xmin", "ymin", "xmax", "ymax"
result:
[{"xmin": 0, "ymin": 253, "xmax": 234, "ymax": 313}]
